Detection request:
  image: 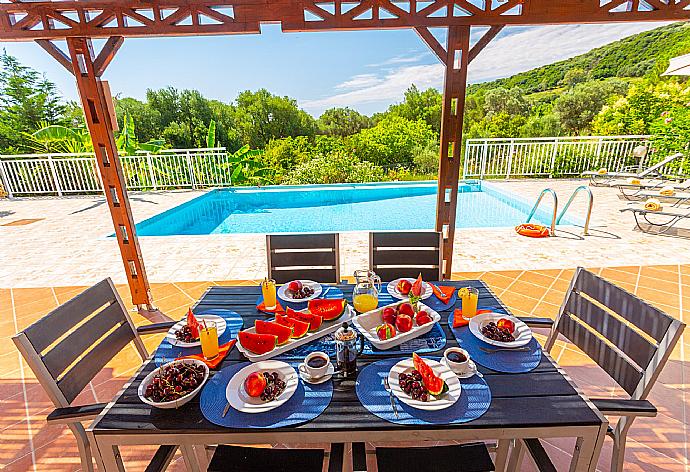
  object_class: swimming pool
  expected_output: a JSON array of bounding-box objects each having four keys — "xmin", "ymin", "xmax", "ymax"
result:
[{"xmin": 134, "ymin": 181, "xmax": 572, "ymax": 236}]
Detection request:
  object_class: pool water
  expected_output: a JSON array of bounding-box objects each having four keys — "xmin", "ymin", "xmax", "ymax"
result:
[{"xmin": 135, "ymin": 181, "xmax": 571, "ymax": 236}]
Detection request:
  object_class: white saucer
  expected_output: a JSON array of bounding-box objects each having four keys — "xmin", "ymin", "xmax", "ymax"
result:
[
  {"xmin": 441, "ymin": 357, "xmax": 479, "ymax": 379},
  {"xmin": 298, "ymin": 362, "xmax": 335, "ymax": 385}
]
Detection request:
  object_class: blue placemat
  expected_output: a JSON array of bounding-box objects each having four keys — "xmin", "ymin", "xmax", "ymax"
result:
[
  {"xmin": 356, "ymin": 358, "xmax": 491, "ymax": 425},
  {"xmin": 448, "ymin": 310, "xmax": 542, "ymax": 374},
  {"xmin": 200, "ymin": 361, "xmax": 332, "ymax": 428},
  {"xmin": 154, "ymin": 309, "xmax": 243, "ymax": 366},
  {"xmin": 275, "ymin": 322, "xmax": 446, "ymax": 360},
  {"xmin": 257, "ymin": 285, "xmax": 344, "ymax": 312}
]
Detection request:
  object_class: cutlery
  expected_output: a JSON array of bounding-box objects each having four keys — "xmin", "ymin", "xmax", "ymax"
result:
[
  {"xmin": 479, "ymin": 346, "xmax": 531, "ymax": 354},
  {"xmin": 382, "ymin": 377, "xmax": 398, "ymax": 418},
  {"xmin": 222, "ymin": 401, "xmax": 230, "ymax": 418}
]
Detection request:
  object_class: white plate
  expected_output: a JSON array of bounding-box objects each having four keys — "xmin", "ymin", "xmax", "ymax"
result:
[
  {"xmin": 298, "ymin": 362, "xmax": 335, "ymax": 385},
  {"xmin": 469, "ymin": 313, "xmax": 532, "ymax": 348},
  {"xmin": 236, "ymin": 304, "xmax": 355, "ymax": 361},
  {"xmin": 387, "ymin": 358, "xmax": 461, "ymax": 411},
  {"xmin": 226, "ymin": 360, "xmax": 298, "ymax": 414},
  {"xmin": 387, "ymin": 278, "xmax": 433, "ymax": 300},
  {"xmin": 166, "ymin": 314, "xmax": 227, "ymax": 348},
  {"xmin": 138, "ymin": 359, "xmax": 209, "ymax": 409},
  {"xmin": 352, "ymin": 300, "xmax": 440, "ymax": 350},
  {"xmin": 277, "ymin": 280, "xmax": 322, "ymax": 302}
]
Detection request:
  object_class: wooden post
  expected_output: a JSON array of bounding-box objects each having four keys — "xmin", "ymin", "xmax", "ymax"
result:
[
  {"xmin": 436, "ymin": 26, "xmax": 470, "ymax": 280},
  {"xmin": 66, "ymin": 37, "xmax": 154, "ymax": 309}
]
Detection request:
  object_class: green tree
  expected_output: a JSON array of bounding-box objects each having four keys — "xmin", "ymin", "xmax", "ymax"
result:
[
  {"xmin": 318, "ymin": 107, "xmax": 372, "ymax": 136},
  {"xmin": 350, "ymin": 116, "xmax": 436, "ymax": 167},
  {"xmin": 483, "ymin": 87, "xmax": 529, "ymax": 116},
  {"xmin": 0, "ymin": 52, "xmax": 65, "ymax": 153},
  {"xmin": 381, "ymin": 85, "xmax": 443, "ymax": 134},
  {"xmin": 234, "ymin": 89, "xmax": 317, "ymax": 148},
  {"xmin": 114, "ymin": 96, "xmax": 162, "ymax": 143},
  {"xmin": 562, "ymin": 68, "xmax": 588, "ymax": 88},
  {"xmin": 554, "ymin": 79, "xmax": 628, "ymax": 133},
  {"xmin": 283, "ymin": 153, "xmax": 384, "ymax": 184}
]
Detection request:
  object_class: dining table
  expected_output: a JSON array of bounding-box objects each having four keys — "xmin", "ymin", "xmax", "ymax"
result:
[{"xmin": 86, "ymin": 280, "xmax": 608, "ymax": 472}]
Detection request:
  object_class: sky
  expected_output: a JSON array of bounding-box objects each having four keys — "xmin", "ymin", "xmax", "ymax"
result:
[{"xmin": 0, "ymin": 22, "xmax": 668, "ymax": 117}]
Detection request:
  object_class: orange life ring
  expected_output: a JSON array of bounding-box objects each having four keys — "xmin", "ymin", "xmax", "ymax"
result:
[{"xmin": 515, "ymin": 223, "xmax": 550, "ymax": 238}]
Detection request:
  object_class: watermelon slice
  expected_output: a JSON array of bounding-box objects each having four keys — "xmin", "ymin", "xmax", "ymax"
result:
[
  {"xmin": 412, "ymin": 353, "xmax": 448, "ymax": 396},
  {"xmin": 410, "ymin": 273, "xmax": 424, "ymax": 298},
  {"xmin": 186, "ymin": 308, "xmax": 200, "ymax": 338},
  {"xmin": 308, "ymin": 298, "xmax": 347, "ymax": 321},
  {"xmin": 275, "ymin": 314, "xmax": 310, "ymax": 338},
  {"xmin": 254, "ymin": 320, "xmax": 292, "ymax": 345},
  {"xmin": 238, "ymin": 330, "xmax": 277, "ymax": 355},
  {"xmin": 286, "ymin": 307, "xmax": 323, "ymax": 331}
]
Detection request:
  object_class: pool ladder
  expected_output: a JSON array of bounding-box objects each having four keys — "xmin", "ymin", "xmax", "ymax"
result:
[{"xmin": 525, "ymin": 186, "xmax": 593, "ymax": 236}]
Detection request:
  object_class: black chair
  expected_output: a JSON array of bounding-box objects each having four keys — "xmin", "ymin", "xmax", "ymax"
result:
[
  {"xmin": 267, "ymin": 233, "xmax": 340, "ymax": 284},
  {"xmin": 369, "ymin": 231, "xmax": 443, "ymax": 281},
  {"xmin": 360, "ymin": 442, "xmax": 494, "ymax": 472},
  {"xmin": 208, "ymin": 443, "xmax": 344, "ymax": 472},
  {"xmin": 519, "ymin": 268, "xmax": 685, "ymax": 472},
  {"xmin": 12, "ymin": 278, "xmax": 177, "ymax": 472}
]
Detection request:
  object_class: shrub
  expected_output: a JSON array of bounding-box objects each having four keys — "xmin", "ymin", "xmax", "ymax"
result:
[{"xmin": 282, "ymin": 153, "xmax": 385, "ymax": 185}]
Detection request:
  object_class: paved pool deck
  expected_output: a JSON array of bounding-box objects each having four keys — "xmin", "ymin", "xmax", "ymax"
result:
[{"xmin": 1, "ymin": 179, "xmax": 689, "ymax": 289}]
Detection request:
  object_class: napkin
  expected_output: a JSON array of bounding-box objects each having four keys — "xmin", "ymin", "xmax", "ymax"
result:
[
  {"xmin": 257, "ymin": 301, "xmax": 285, "ymax": 315},
  {"xmin": 431, "ymin": 284, "xmax": 456, "ymax": 304},
  {"xmin": 176, "ymin": 340, "xmax": 236, "ymax": 369},
  {"xmin": 644, "ymin": 198, "xmax": 662, "ymax": 212},
  {"xmin": 452, "ymin": 308, "xmax": 493, "ymax": 328}
]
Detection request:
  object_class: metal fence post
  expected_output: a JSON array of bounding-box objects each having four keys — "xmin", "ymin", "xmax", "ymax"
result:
[
  {"xmin": 47, "ymin": 155, "xmax": 63, "ymax": 196},
  {"xmin": 549, "ymin": 138, "xmax": 559, "ymax": 178},
  {"xmin": 505, "ymin": 139, "xmax": 515, "ymax": 179},
  {"xmin": 145, "ymin": 152, "xmax": 158, "ymax": 190},
  {"xmin": 0, "ymin": 159, "xmax": 13, "ymax": 199},
  {"xmin": 186, "ymin": 150, "xmax": 196, "ymax": 189},
  {"xmin": 480, "ymin": 140, "xmax": 488, "ymax": 179}
]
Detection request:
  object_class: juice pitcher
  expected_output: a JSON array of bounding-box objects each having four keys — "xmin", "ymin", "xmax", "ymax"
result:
[{"xmin": 352, "ymin": 269, "xmax": 381, "ymax": 313}]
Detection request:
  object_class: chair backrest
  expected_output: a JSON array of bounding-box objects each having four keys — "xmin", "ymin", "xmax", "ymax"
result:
[
  {"xmin": 12, "ymin": 278, "xmax": 147, "ymax": 407},
  {"xmin": 266, "ymin": 233, "xmax": 340, "ymax": 284},
  {"xmin": 369, "ymin": 231, "xmax": 443, "ymax": 282},
  {"xmin": 640, "ymin": 152, "xmax": 683, "ymax": 177},
  {"xmin": 546, "ymin": 268, "xmax": 684, "ymax": 400}
]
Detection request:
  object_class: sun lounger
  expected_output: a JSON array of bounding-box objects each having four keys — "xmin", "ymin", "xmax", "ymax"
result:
[
  {"xmin": 584, "ymin": 152, "xmax": 685, "ymax": 186},
  {"xmin": 628, "ymin": 189, "xmax": 690, "ymax": 205},
  {"xmin": 620, "ymin": 203, "xmax": 690, "ymax": 236},
  {"xmin": 617, "ymin": 179, "xmax": 690, "ymax": 201}
]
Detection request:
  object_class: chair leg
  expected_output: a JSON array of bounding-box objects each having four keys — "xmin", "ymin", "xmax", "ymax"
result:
[
  {"xmin": 506, "ymin": 439, "xmax": 525, "ymax": 472},
  {"xmin": 610, "ymin": 434, "xmax": 627, "ymax": 472},
  {"xmin": 68, "ymin": 423, "xmax": 95, "ymax": 472}
]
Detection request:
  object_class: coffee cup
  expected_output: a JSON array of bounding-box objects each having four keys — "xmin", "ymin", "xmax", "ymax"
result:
[
  {"xmin": 444, "ymin": 348, "xmax": 470, "ymax": 375},
  {"xmin": 300, "ymin": 352, "xmax": 330, "ymax": 378}
]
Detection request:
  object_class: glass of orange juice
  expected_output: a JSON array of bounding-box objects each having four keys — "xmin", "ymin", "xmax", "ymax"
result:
[
  {"xmin": 460, "ymin": 287, "xmax": 479, "ymax": 320},
  {"xmin": 199, "ymin": 321, "xmax": 219, "ymax": 360},
  {"xmin": 261, "ymin": 278, "xmax": 277, "ymax": 310}
]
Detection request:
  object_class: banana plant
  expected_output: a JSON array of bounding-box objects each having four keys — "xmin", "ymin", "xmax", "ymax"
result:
[
  {"xmin": 26, "ymin": 123, "xmax": 92, "ymax": 153},
  {"xmin": 206, "ymin": 119, "xmax": 216, "ymax": 149},
  {"xmin": 221, "ymin": 145, "xmax": 273, "ymax": 185}
]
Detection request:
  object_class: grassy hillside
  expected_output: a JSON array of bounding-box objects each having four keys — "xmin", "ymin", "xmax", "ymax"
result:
[{"xmin": 468, "ymin": 22, "xmax": 690, "ymax": 95}]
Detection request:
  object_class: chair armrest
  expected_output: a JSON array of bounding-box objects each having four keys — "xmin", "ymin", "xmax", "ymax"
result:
[
  {"xmin": 137, "ymin": 321, "xmax": 176, "ymax": 335},
  {"xmin": 517, "ymin": 317, "xmax": 554, "ymax": 328},
  {"xmin": 591, "ymin": 398, "xmax": 657, "ymax": 417},
  {"xmin": 522, "ymin": 439, "xmax": 557, "ymax": 472},
  {"xmin": 46, "ymin": 403, "xmax": 107, "ymax": 424}
]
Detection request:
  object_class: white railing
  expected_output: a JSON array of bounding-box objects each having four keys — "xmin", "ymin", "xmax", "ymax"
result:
[
  {"xmin": 463, "ymin": 135, "xmax": 651, "ymax": 179},
  {"xmin": 0, "ymin": 148, "xmax": 230, "ymax": 197}
]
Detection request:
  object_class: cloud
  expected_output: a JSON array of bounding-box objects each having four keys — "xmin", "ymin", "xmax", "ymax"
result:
[
  {"xmin": 366, "ymin": 52, "xmax": 429, "ymax": 67},
  {"xmin": 301, "ymin": 23, "xmax": 668, "ymax": 115},
  {"xmin": 335, "ymin": 74, "xmax": 383, "ymax": 90}
]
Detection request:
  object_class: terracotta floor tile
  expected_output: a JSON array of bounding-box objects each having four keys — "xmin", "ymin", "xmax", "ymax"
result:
[
  {"xmin": 599, "ymin": 267, "xmax": 640, "ymax": 285},
  {"xmin": 503, "ymin": 280, "xmax": 547, "ymax": 300},
  {"xmin": 516, "ymin": 271, "xmax": 557, "ymax": 289}
]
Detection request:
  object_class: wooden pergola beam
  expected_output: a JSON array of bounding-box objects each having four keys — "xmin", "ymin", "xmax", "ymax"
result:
[
  {"xmin": 66, "ymin": 37, "xmax": 154, "ymax": 309},
  {"xmin": 436, "ymin": 25, "xmax": 471, "ymax": 279},
  {"xmin": 469, "ymin": 25, "xmax": 505, "ymax": 63},
  {"xmin": 93, "ymin": 36, "xmax": 124, "ymax": 76},
  {"xmin": 0, "ymin": 0, "xmax": 688, "ymax": 41},
  {"xmin": 35, "ymin": 40, "xmax": 73, "ymax": 74}
]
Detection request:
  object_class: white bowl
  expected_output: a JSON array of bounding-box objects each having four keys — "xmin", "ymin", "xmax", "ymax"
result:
[
  {"xmin": 352, "ymin": 300, "xmax": 440, "ymax": 350},
  {"xmin": 138, "ymin": 359, "xmax": 209, "ymax": 409}
]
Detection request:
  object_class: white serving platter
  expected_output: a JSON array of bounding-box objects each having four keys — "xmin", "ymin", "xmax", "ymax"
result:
[
  {"xmin": 352, "ymin": 300, "xmax": 440, "ymax": 350},
  {"xmin": 387, "ymin": 278, "xmax": 433, "ymax": 300},
  {"xmin": 469, "ymin": 312, "xmax": 532, "ymax": 348},
  {"xmin": 166, "ymin": 314, "xmax": 227, "ymax": 348},
  {"xmin": 387, "ymin": 358, "xmax": 461, "ymax": 411},
  {"xmin": 277, "ymin": 280, "xmax": 322, "ymax": 303},
  {"xmin": 226, "ymin": 360, "xmax": 298, "ymax": 413},
  {"xmin": 236, "ymin": 304, "xmax": 355, "ymax": 361}
]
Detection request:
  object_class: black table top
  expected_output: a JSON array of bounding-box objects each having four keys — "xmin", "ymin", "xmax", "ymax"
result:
[{"xmin": 91, "ymin": 281, "xmax": 602, "ymax": 435}]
